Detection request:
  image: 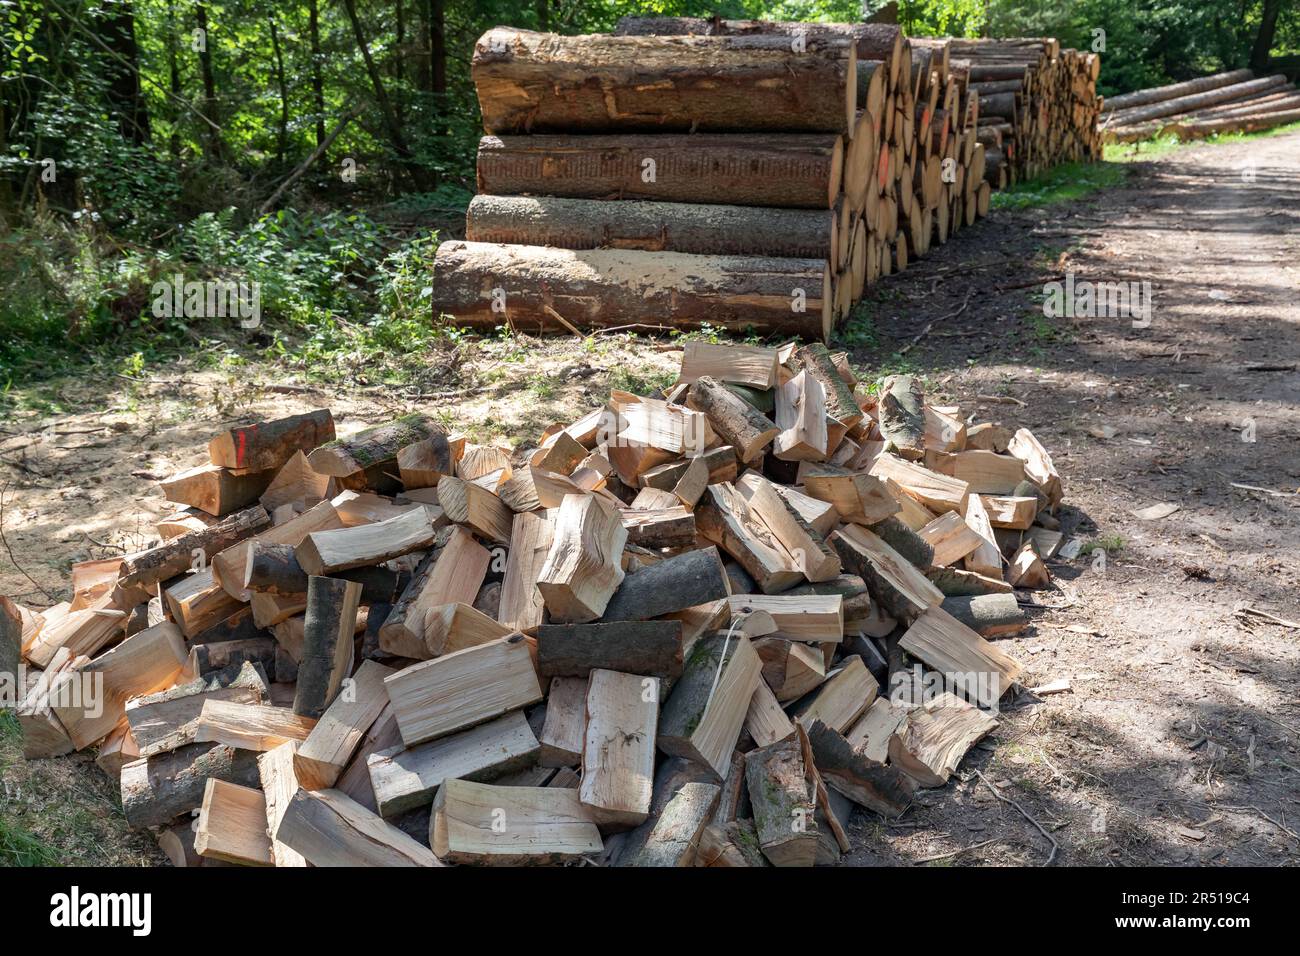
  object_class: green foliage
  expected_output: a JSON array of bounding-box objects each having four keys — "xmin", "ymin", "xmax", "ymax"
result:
[{"xmin": 989, "ymin": 160, "xmax": 1128, "ymax": 210}]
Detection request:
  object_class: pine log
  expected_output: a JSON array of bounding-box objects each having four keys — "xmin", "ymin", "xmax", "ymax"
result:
[
  {"xmin": 1108, "ymin": 74, "xmax": 1287, "ymax": 126},
  {"xmin": 477, "ymin": 133, "xmax": 843, "ymax": 209},
  {"xmin": 657, "ymin": 633, "xmax": 761, "ymax": 779},
  {"xmin": 537, "ymin": 620, "xmax": 683, "ymax": 679},
  {"xmin": 466, "ymin": 195, "xmax": 837, "ymax": 260},
  {"xmin": 159, "ymin": 464, "xmax": 274, "ymax": 518},
  {"xmin": 1101, "ymin": 68, "xmax": 1254, "ymax": 113},
  {"xmin": 687, "ymin": 376, "xmax": 779, "ymax": 461},
  {"xmin": 1164, "ymin": 106, "xmax": 1300, "ymax": 138},
  {"xmin": 433, "ymin": 241, "xmax": 833, "ymax": 341},
  {"xmin": 209, "ymin": 410, "xmax": 335, "ymax": 473},
  {"xmin": 275, "ymin": 787, "xmax": 442, "ymax": 867},
  {"xmin": 473, "ymin": 28, "xmax": 855, "ymax": 135},
  {"xmin": 118, "ymin": 505, "xmax": 270, "ymax": 591},
  {"xmin": 695, "ymin": 483, "xmax": 802, "ymax": 594}
]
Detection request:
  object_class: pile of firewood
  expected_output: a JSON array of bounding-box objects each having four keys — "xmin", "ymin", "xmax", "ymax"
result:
[
  {"xmin": 3, "ymin": 342, "xmax": 1072, "ymax": 867},
  {"xmin": 433, "ymin": 20, "xmax": 1101, "ymax": 342},
  {"xmin": 1103, "ymin": 69, "xmax": 1300, "ymax": 143}
]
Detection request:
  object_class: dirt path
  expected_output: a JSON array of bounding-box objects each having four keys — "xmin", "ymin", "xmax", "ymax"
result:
[{"xmin": 2, "ymin": 133, "xmax": 1297, "ymax": 866}]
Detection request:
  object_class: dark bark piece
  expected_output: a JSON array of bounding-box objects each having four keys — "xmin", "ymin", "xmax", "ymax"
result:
[
  {"xmin": 189, "ymin": 637, "xmax": 278, "ymax": 680},
  {"xmin": 743, "ymin": 734, "xmax": 819, "ymax": 867},
  {"xmin": 868, "ymin": 516, "xmax": 934, "ymax": 570},
  {"xmin": 536, "ymin": 620, "xmax": 683, "ymax": 678},
  {"xmin": 600, "ymin": 546, "xmax": 731, "ymax": 622},
  {"xmin": 120, "ymin": 742, "xmax": 260, "ymax": 829},
  {"xmin": 804, "ymin": 718, "xmax": 915, "ymax": 817},
  {"xmin": 209, "ymin": 410, "xmax": 335, "ymax": 472},
  {"xmin": 293, "ymin": 576, "xmax": 363, "ymax": 719}
]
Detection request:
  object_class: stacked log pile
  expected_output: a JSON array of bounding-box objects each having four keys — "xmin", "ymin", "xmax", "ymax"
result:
[
  {"xmin": 433, "ymin": 22, "xmax": 1100, "ymax": 342},
  {"xmin": 1103, "ymin": 69, "xmax": 1300, "ymax": 143},
  {"xmin": 6, "ymin": 342, "xmax": 1077, "ymax": 867}
]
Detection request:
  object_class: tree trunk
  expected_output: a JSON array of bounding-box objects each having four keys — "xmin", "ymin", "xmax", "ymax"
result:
[
  {"xmin": 103, "ymin": 2, "xmax": 150, "ymax": 144},
  {"xmin": 268, "ymin": 17, "xmax": 289, "ymax": 167},
  {"xmin": 309, "ymin": 0, "xmax": 326, "ymax": 149},
  {"xmin": 339, "ymin": 0, "xmax": 422, "ymax": 186},
  {"xmin": 1250, "ymin": 0, "xmax": 1283, "ymax": 73},
  {"xmin": 476, "ymin": 133, "xmax": 843, "ymax": 209},
  {"xmin": 472, "ymin": 28, "xmax": 855, "ymax": 135},
  {"xmin": 466, "ymin": 195, "xmax": 837, "ymax": 260},
  {"xmin": 194, "ymin": 4, "xmax": 221, "ymax": 159},
  {"xmin": 433, "ymin": 241, "xmax": 833, "ymax": 340},
  {"xmin": 1108, "ymin": 74, "xmax": 1288, "ymax": 126}
]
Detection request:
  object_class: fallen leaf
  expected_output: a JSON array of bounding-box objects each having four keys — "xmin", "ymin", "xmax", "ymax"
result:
[{"xmin": 1132, "ymin": 502, "xmax": 1180, "ymax": 520}]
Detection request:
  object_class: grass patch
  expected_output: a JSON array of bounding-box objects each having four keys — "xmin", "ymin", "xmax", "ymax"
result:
[
  {"xmin": 990, "ymin": 161, "xmax": 1129, "ymax": 210},
  {"xmin": 1081, "ymin": 534, "xmax": 1126, "ymax": 555},
  {"xmin": 606, "ymin": 365, "xmax": 676, "ymax": 397},
  {"xmin": 0, "ymin": 816, "xmax": 61, "ymax": 867},
  {"xmin": 1104, "ymin": 120, "xmax": 1300, "ymax": 163}
]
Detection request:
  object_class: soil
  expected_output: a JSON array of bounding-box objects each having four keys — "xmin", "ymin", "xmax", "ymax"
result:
[{"xmin": 2, "ymin": 132, "xmax": 1297, "ymax": 866}]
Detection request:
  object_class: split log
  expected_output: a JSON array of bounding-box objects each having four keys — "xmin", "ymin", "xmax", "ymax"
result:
[
  {"xmin": 773, "ymin": 370, "xmax": 829, "ymax": 462},
  {"xmin": 188, "ymin": 637, "xmax": 277, "ymax": 680},
  {"xmin": 209, "ymin": 410, "xmax": 335, "ymax": 473},
  {"xmin": 539, "ymin": 676, "xmax": 587, "ymax": 768},
  {"xmin": 275, "ymin": 787, "xmax": 442, "ymax": 867},
  {"xmin": 477, "ymin": 132, "xmax": 843, "ymax": 209},
  {"xmin": 377, "ymin": 527, "xmax": 486, "ymax": 659},
  {"xmin": 162, "ymin": 567, "xmax": 243, "ymax": 638},
  {"xmin": 946, "ymin": 449, "xmax": 1026, "ymax": 494},
  {"xmin": 793, "ymin": 343, "xmax": 862, "ymax": 429},
  {"xmin": 436, "ymin": 475, "xmax": 513, "ymax": 545},
  {"xmin": 536, "ymin": 493, "xmax": 627, "ymax": 623},
  {"xmin": 127, "ymin": 661, "xmax": 269, "ymax": 758},
  {"xmin": 260, "ymin": 450, "xmax": 330, "ymax": 512},
  {"xmin": 687, "ymin": 376, "xmax": 779, "ymax": 461},
  {"xmin": 621, "ymin": 506, "xmax": 696, "ymax": 549},
  {"xmin": 600, "ymin": 546, "xmax": 731, "ymax": 622},
  {"xmin": 295, "ymin": 507, "xmax": 439, "ymax": 576},
  {"xmin": 802, "ymin": 466, "xmax": 898, "ymax": 524},
  {"xmin": 537, "ymin": 620, "xmax": 683, "ymax": 679},
  {"xmin": 52, "ymin": 620, "xmax": 187, "ymax": 750},
  {"xmin": 211, "ymin": 499, "xmax": 342, "ymax": 601},
  {"xmin": 580, "ymin": 668, "xmax": 660, "ymax": 828},
  {"xmin": 292, "ymin": 576, "xmax": 363, "ymax": 719},
  {"xmin": 869, "ymin": 453, "xmax": 970, "ymax": 513},
  {"xmin": 791, "ymin": 656, "xmax": 878, "ymax": 732},
  {"xmin": 194, "ymin": 779, "xmax": 273, "ymax": 866},
  {"xmin": 744, "ymin": 734, "xmax": 819, "ymax": 867},
  {"xmin": 888, "ymin": 692, "xmax": 999, "ymax": 787},
  {"xmin": 385, "ymin": 634, "xmax": 544, "ymax": 746},
  {"xmin": 727, "ymin": 594, "xmax": 843, "ymax": 642},
  {"xmin": 194, "ymin": 700, "xmax": 318, "ymax": 751},
  {"xmin": 735, "ymin": 473, "xmax": 840, "ymax": 582},
  {"xmin": 877, "ymin": 374, "xmax": 926, "ymax": 460},
  {"xmin": 293, "ymin": 659, "xmax": 395, "ymax": 789},
  {"xmin": 916, "ymin": 511, "xmax": 986, "ymax": 567},
  {"xmin": 431, "ymin": 779, "xmax": 602, "ymax": 865},
  {"xmin": 497, "ymin": 511, "xmax": 554, "ymax": 635},
  {"xmin": 805, "ymin": 718, "xmax": 915, "ymax": 816},
  {"xmin": 962, "ymin": 494, "xmax": 1004, "ymax": 578},
  {"xmin": 897, "ymin": 606, "xmax": 1023, "ymax": 710},
  {"xmin": 845, "ymin": 697, "xmax": 909, "ymax": 763},
  {"xmin": 696, "ymin": 483, "xmax": 801, "ymax": 594},
  {"xmin": 658, "ymin": 633, "xmax": 761, "ymax": 779},
  {"xmin": 120, "ymin": 741, "xmax": 261, "ymax": 829},
  {"xmin": 433, "ymin": 241, "xmax": 833, "ymax": 341},
  {"xmin": 257, "ymin": 741, "xmax": 309, "ymax": 867},
  {"xmin": 243, "ymin": 542, "xmax": 401, "ymax": 604},
  {"xmin": 753, "ymin": 638, "xmax": 826, "ymax": 702},
  {"xmin": 680, "ymin": 342, "xmax": 780, "ymax": 390},
  {"xmin": 831, "ymin": 523, "xmax": 944, "ymax": 622},
  {"xmin": 160, "ymin": 464, "xmax": 274, "ymax": 518},
  {"xmin": 473, "ymin": 28, "xmax": 855, "ymax": 135},
  {"xmin": 367, "ymin": 711, "xmax": 539, "ymax": 817}
]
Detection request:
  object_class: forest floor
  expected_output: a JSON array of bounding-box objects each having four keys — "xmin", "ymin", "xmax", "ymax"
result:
[{"xmin": 1, "ymin": 131, "xmax": 1297, "ymax": 867}]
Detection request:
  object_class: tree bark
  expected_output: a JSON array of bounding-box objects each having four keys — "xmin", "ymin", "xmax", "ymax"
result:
[
  {"xmin": 466, "ymin": 195, "xmax": 837, "ymax": 260},
  {"xmin": 1250, "ymin": 0, "xmax": 1283, "ymax": 74},
  {"xmin": 309, "ymin": 0, "xmax": 326, "ymax": 149},
  {"xmin": 433, "ymin": 241, "xmax": 833, "ymax": 340},
  {"xmin": 194, "ymin": 4, "xmax": 221, "ymax": 159},
  {"xmin": 103, "ymin": 2, "xmax": 150, "ymax": 144},
  {"xmin": 473, "ymin": 28, "xmax": 855, "ymax": 135},
  {"xmin": 477, "ymin": 133, "xmax": 843, "ymax": 209}
]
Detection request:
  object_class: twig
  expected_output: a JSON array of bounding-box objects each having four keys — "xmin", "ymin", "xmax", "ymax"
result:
[
  {"xmin": 914, "ymin": 839, "xmax": 1002, "ymax": 864},
  {"xmin": 899, "ymin": 286, "xmax": 977, "ymax": 355},
  {"xmin": 541, "ymin": 305, "xmax": 585, "ymax": 339},
  {"xmin": 1235, "ymin": 606, "xmax": 1300, "ymax": 630},
  {"xmin": 975, "ymin": 769, "xmax": 1058, "ymax": 865},
  {"xmin": 259, "ymin": 106, "xmax": 362, "ymax": 215},
  {"xmin": 0, "ymin": 482, "xmax": 55, "ymax": 600},
  {"xmin": 1216, "ymin": 806, "xmax": 1299, "ymax": 843},
  {"xmin": 976, "ymin": 394, "xmax": 1027, "ymax": 407}
]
